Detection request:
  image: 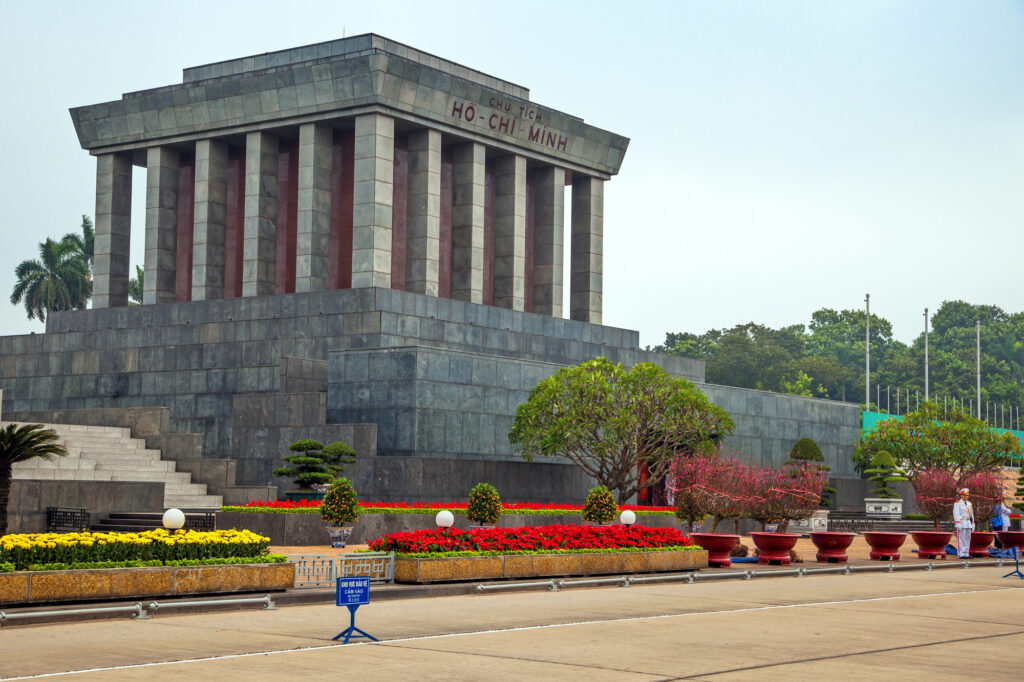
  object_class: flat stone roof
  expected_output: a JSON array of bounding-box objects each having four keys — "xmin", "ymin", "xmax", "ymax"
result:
[
  {"xmin": 69, "ymin": 34, "xmax": 628, "ymax": 177},
  {"xmin": 180, "ymin": 34, "xmax": 530, "ymax": 100}
]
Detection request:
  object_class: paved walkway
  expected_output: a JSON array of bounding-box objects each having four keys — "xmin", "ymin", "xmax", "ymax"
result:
[{"xmin": 2, "ymin": 552, "xmax": 1022, "ymax": 680}]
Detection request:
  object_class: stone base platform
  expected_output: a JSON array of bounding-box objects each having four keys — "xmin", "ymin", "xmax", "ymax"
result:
[
  {"xmin": 394, "ymin": 549, "xmax": 707, "ymax": 584},
  {"xmin": 0, "ymin": 562, "xmax": 295, "ymax": 606}
]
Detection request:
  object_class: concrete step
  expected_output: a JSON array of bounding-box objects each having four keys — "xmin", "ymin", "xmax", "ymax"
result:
[{"xmin": 165, "ymin": 494, "xmax": 223, "ymax": 509}]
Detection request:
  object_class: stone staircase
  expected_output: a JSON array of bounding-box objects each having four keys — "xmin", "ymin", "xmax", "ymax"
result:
[{"xmin": 7, "ymin": 422, "xmax": 223, "ymax": 509}]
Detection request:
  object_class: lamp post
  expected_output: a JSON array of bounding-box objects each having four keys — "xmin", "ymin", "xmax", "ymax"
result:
[
  {"xmin": 977, "ymin": 320, "xmax": 981, "ymax": 418},
  {"xmin": 924, "ymin": 308, "xmax": 929, "ymax": 401},
  {"xmin": 162, "ymin": 508, "xmax": 185, "ymax": 534},
  {"xmin": 865, "ymin": 294, "xmax": 870, "ymax": 407},
  {"xmin": 435, "ymin": 510, "xmax": 455, "ymax": 529},
  {"xmin": 620, "ymin": 510, "xmax": 637, "ymax": 527}
]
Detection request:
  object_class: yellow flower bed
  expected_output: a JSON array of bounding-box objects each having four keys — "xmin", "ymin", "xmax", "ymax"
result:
[{"xmin": 0, "ymin": 529, "xmax": 270, "ymax": 571}]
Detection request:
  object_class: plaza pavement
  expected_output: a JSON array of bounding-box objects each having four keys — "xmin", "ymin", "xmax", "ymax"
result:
[{"xmin": 1, "ymin": 540, "xmax": 1022, "ymax": 681}]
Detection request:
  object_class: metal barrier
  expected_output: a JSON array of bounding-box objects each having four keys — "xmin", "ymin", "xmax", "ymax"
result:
[
  {"xmin": 475, "ymin": 558, "xmax": 1012, "ymax": 593},
  {"xmin": 292, "ymin": 552, "xmax": 394, "ymax": 587},
  {"xmin": 0, "ymin": 595, "xmax": 278, "ymax": 626},
  {"xmin": 46, "ymin": 507, "xmax": 90, "ymax": 532}
]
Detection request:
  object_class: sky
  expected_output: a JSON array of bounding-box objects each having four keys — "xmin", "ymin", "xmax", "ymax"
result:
[{"xmin": 1, "ymin": 0, "xmax": 1022, "ymax": 348}]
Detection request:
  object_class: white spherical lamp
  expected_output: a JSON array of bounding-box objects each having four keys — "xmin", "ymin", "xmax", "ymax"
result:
[
  {"xmin": 435, "ymin": 510, "xmax": 455, "ymax": 528},
  {"xmin": 162, "ymin": 508, "xmax": 186, "ymax": 531},
  {"xmin": 619, "ymin": 510, "xmax": 637, "ymax": 526}
]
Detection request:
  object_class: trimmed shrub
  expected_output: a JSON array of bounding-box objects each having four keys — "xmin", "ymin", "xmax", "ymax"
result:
[
  {"xmin": 320, "ymin": 478, "xmax": 360, "ymax": 526},
  {"xmin": 789, "ymin": 438, "xmax": 824, "ymax": 462},
  {"xmin": 467, "ymin": 483, "xmax": 502, "ymax": 526},
  {"xmin": 321, "ymin": 441, "xmax": 358, "ymax": 477},
  {"xmin": 863, "ymin": 451, "xmax": 908, "ymax": 499},
  {"xmin": 582, "ymin": 485, "xmax": 618, "ymax": 524}
]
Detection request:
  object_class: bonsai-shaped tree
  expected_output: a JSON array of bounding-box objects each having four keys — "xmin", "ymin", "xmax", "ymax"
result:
[
  {"xmin": 467, "ymin": 482, "xmax": 502, "ymax": 526},
  {"xmin": 787, "ymin": 437, "xmax": 836, "ymax": 508},
  {"xmin": 1, "ymin": 423, "xmax": 68, "ymax": 534},
  {"xmin": 273, "ymin": 439, "xmax": 332, "ymax": 492},
  {"xmin": 320, "ymin": 478, "xmax": 360, "ymax": 527},
  {"xmin": 1014, "ymin": 470, "xmax": 1024, "ymax": 515},
  {"xmin": 863, "ymin": 451, "xmax": 908, "ymax": 499},
  {"xmin": 321, "ymin": 441, "xmax": 358, "ymax": 478},
  {"xmin": 582, "ymin": 485, "xmax": 617, "ymax": 524}
]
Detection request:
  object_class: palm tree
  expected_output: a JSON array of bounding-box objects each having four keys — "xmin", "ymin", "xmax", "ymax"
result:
[
  {"xmin": 128, "ymin": 265, "xmax": 144, "ymax": 305},
  {"xmin": 10, "ymin": 238, "xmax": 90, "ymax": 322},
  {"xmin": 0, "ymin": 423, "xmax": 68, "ymax": 535},
  {"xmin": 62, "ymin": 215, "xmax": 95, "ymax": 282}
]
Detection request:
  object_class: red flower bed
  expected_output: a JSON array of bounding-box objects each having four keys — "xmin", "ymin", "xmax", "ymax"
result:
[
  {"xmin": 367, "ymin": 524, "xmax": 692, "ymax": 554},
  {"xmin": 241, "ymin": 499, "xmax": 675, "ymax": 512}
]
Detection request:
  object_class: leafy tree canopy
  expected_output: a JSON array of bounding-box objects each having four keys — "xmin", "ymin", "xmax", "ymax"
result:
[{"xmin": 509, "ymin": 357, "xmax": 734, "ymax": 503}]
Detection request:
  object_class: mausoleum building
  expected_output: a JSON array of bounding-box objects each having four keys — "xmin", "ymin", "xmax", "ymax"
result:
[{"xmin": 2, "ymin": 36, "xmax": 865, "ymax": 526}]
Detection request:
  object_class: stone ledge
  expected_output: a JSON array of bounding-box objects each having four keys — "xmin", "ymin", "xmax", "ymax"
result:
[
  {"xmin": 0, "ymin": 563, "xmax": 294, "ymax": 606},
  {"xmin": 394, "ymin": 550, "xmax": 707, "ymax": 584}
]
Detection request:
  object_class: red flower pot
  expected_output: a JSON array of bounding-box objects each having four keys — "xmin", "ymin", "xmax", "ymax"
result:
[
  {"xmin": 863, "ymin": 531, "xmax": 907, "ymax": 561},
  {"xmin": 809, "ymin": 532, "xmax": 856, "ymax": 563},
  {"xmin": 750, "ymin": 532, "xmax": 799, "ymax": 565},
  {"xmin": 910, "ymin": 531, "xmax": 952, "ymax": 560},
  {"xmin": 690, "ymin": 533, "xmax": 740, "ymax": 568},
  {"xmin": 997, "ymin": 531, "xmax": 1024, "ymax": 553},
  {"xmin": 969, "ymin": 531, "xmax": 995, "ymax": 558}
]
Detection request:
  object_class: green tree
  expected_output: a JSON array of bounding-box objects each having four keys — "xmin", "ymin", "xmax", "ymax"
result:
[
  {"xmin": 320, "ymin": 478, "xmax": 359, "ymax": 525},
  {"xmin": 128, "ymin": 265, "xmax": 144, "ymax": 305},
  {"xmin": 863, "ymin": 451, "xmax": 908, "ymax": 499},
  {"xmin": 273, "ymin": 439, "xmax": 354, "ymax": 491},
  {"xmin": 10, "ymin": 238, "xmax": 90, "ymax": 321},
  {"xmin": 61, "ymin": 215, "xmax": 95, "ymax": 281},
  {"xmin": 853, "ymin": 402, "xmax": 1022, "ymax": 483},
  {"xmin": 1, "ymin": 423, "xmax": 68, "ymax": 534},
  {"xmin": 509, "ymin": 358, "xmax": 734, "ymax": 503},
  {"xmin": 467, "ymin": 482, "xmax": 502, "ymax": 525}
]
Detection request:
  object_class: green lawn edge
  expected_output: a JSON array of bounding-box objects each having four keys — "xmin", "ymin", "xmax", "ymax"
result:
[{"xmin": 0, "ymin": 554, "xmax": 288, "ymax": 573}]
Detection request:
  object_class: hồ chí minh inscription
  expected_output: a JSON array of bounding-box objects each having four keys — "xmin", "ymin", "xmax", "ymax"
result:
[{"xmin": 450, "ymin": 98, "xmax": 568, "ymax": 153}]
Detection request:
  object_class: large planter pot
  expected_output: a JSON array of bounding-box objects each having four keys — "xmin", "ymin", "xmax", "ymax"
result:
[
  {"xmin": 865, "ymin": 497, "xmax": 902, "ymax": 521},
  {"xmin": 969, "ymin": 531, "xmax": 995, "ymax": 558},
  {"xmin": 863, "ymin": 531, "xmax": 907, "ymax": 561},
  {"xmin": 326, "ymin": 526, "xmax": 354, "ymax": 548},
  {"xmin": 689, "ymin": 533, "xmax": 739, "ymax": 568},
  {"xmin": 0, "ymin": 562, "xmax": 294, "ymax": 607},
  {"xmin": 910, "ymin": 531, "xmax": 952, "ymax": 560},
  {"xmin": 788, "ymin": 510, "xmax": 830, "ymax": 534},
  {"xmin": 809, "ymin": 532, "xmax": 856, "ymax": 563},
  {"xmin": 394, "ymin": 549, "xmax": 708, "ymax": 584},
  {"xmin": 996, "ymin": 531, "xmax": 1024, "ymax": 553},
  {"xmin": 749, "ymin": 532, "xmax": 800, "ymax": 565}
]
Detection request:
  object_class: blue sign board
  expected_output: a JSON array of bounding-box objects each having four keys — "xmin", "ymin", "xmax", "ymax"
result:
[{"xmin": 336, "ymin": 576, "xmax": 370, "ymax": 606}]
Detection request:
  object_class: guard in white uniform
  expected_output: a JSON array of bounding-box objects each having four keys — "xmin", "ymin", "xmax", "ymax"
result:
[{"xmin": 953, "ymin": 488, "xmax": 974, "ymax": 558}]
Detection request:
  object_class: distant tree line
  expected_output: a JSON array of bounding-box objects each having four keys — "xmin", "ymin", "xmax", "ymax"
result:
[{"xmin": 652, "ymin": 302, "xmax": 1024, "ymax": 411}]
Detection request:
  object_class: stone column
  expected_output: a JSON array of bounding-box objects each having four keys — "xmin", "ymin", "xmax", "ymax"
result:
[
  {"xmin": 570, "ymin": 175, "xmax": 603, "ymax": 323},
  {"xmin": 532, "ymin": 167, "xmax": 565, "ymax": 317},
  {"xmin": 295, "ymin": 122, "xmax": 332, "ymax": 292},
  {"xmin": 451, "ymin": 142, "xmax": 485, "ymax": 303},
  {"xmin": 93, "ymin": 153, "xmax": 133, "ymax": 309},
  {"xmin": 493, "ymin": 155, "xmax": 527, "ymax": 311},
  {"xmin": 191, "ymin": 139, "xmax": 228, "ymax": 301},
  {"xmin": 405, "ymin": 129, "xmax": 441, "ymax": 296},
  {"xmin": 351, "ymin": 113, "xmax": 394, "ymax": 289},
  {"xmin": 143, "ymin": 147, "xmax": 179, "ymax": 305},
  {"xmin": 243, "ymin": 132, "xmax": 279, "ymax": 297}
]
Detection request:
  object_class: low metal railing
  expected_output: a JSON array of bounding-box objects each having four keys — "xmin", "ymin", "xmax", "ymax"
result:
[
  {"xmin": 0, "ymin": 594, "xmax": 275, "ymax": 626},
  {"xmin": 46, "ymin": 507, "xmax": 90, "ymax": 532},
  {"xmin": 292, "ymin": 552, "xmax": 394, "ymax": 587}
]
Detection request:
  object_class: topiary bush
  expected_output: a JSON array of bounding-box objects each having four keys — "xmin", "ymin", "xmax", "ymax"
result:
[
  {"xmin": 321, "ymin": 441, "xmax": 358, "ymax": 478},
  {"xmin": 790, "ymin": 438, "xmax": 824, "ymax": 462},
  {"xmin": 583, "ymin": 485, "xmax": 618, "ymax": 524},
  {"xmin": 1014, "ymin": 470, "xmax": 1024, "ymax": 514},
  {"xmin": 467, "ymin": 482, "xmax": 502, "ymax": 526},
  {"xmin": 787, "ymin": 437, "xmax": 836, "ymax": 507},
  {"xmin": 863, "ymin": 451, "xmax": 908, "ymax": 499},
  {"xmin": 320, "ymin": 478, "xmax": 360, "ymax": 526},
  {"xmin": 273, "ymin": 439, "xmax": 332, "ymax": 491}
]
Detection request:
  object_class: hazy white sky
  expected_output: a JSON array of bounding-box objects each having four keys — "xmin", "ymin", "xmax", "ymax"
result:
[{"xmin": 1, "ymin": 0, "xmax": 1021, "ymax": 347}]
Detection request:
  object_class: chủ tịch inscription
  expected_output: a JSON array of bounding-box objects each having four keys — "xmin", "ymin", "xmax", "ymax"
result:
[{"xmin": 449, "ymin": 97, "xmax": 569, "ymax": 153}]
